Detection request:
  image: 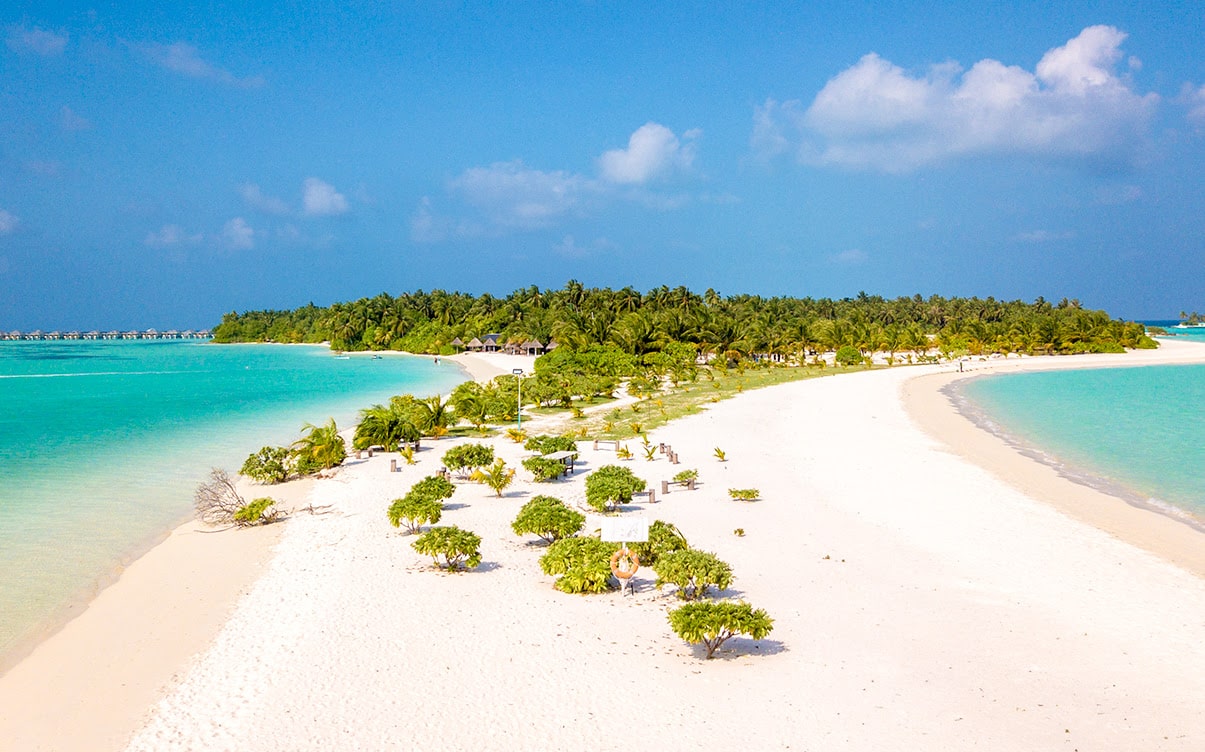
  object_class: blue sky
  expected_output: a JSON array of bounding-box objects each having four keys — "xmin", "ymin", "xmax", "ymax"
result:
[{"xmin": 2, "ymin": 2, "xmax": 1203, "ymax": 329}]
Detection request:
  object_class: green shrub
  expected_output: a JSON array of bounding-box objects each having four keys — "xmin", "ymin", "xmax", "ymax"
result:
[
  {"xmin": 667, "ymin": 601, "xmax": 774, "ymax": 659},
  {"xmin": 511, "ymin": 496, "xmax": 585, "ymax": 543},
  {"xmin": 653, "ymin": 549, "xmax": 733, "ymax": 600},
  {"xmin": 835, "ymin": 345, "xmax": 863, "ymax": 366},
  {"xmin": 629, "ymin": 520, "xmax": 688, "ymax": 566},
  {"xmin": 410, "ymin": 475, "xmax": 456, "ymax": 502},
  {"xmin": 442, "ymin": 443, "xmax": 495, "ymax": 477},
  {"xmin": 584, "ymin": 465, "xmax": 646, "ymax": 513},
  {"xmin": 673, "ymin": 469, "xmax": 698, "ymax": 484},
  {"xmin": 387, "ymin": 494, "xmax": 443, "ymax": 534},
  {"xmin": 233, "ymin": 497, "xmax": 280, "ymax": 526},
  {"xmin": 523, "ymin": 435, "xmax": 578, "ymax": 454},
  {"xmin": 728, "ymin": 488, "xmax": 759, "ymax": 501},
  {"xmin": 539, "ymin": 537, "xmax": 616, "ymax": 593},
  {"xmin": 241, "ymin": 446, "xmax": 292, "ymax": 484},
  {"xmin": 522, "ymin": 456, "xmax": 566, "ymax": 482},
  {"xmin": 412, "ymin": 526, "xmax": 482, "ymax": 571}
]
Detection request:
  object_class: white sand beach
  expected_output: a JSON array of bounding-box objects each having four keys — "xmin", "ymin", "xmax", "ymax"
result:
[{"xmin": 4, "ymin": 344, "xmax": 1205, "ymax": 750}]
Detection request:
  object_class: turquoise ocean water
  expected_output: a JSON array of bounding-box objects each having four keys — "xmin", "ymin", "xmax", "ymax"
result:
[
  {"xmin": 0, "ymin": 340, "xmax": 466, "ymax": 664},
  {"xmin": 955, "ymin": 328, "xmax": 1205, "ymax": 527}
]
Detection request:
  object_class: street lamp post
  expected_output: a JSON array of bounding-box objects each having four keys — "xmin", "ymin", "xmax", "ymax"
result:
[{"xmin": 512, "ymin": 368, "xmax": 525, "ymax": 431}]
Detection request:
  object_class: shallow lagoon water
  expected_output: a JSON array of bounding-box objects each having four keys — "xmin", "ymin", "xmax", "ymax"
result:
[
  {"xmin": 0, "ymin": 340, "xmax": 466, "ymax": 661},
  {"xmin": 957, "ymin": 362, "xmax": 1205, "ymax": 526}
]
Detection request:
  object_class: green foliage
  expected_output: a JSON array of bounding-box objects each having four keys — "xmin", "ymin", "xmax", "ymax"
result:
[
  {"xmin": 241, "ymin": 445, "xmax": 292, "ymax": 484},
  {"xmin": 511, "ymin": 495, "xmax": 585, "ymax": 543},
  {"xmin": 642, "ymin": 444, "xmax": 658, "ymax": 461},
  {"xmin": 523, "ymin": 435, "xmax": 578, "ymax": 454},
  {"xmin": 354, "ymin": 402, "xmax": 421, "ymax": 451},
  {"xmin": 411, "ymin": 526, "xmax": 483, "ymax": 571},
  {"xmin": 475, "ymin": 459, "xmax": 515, "ymax": 497},
  {"xmin": 629, "ymin": 520, "xmax": 688, "ymax": 566},
  {"xmin": 292, "ymin": 418, "xmax": 347, "ymax": 474},
  {"xmin": 835, "ymin": 345, "xmax": 863, "ymax": 366},
  {"xmin": 713, "ymin": 447, "xmax": 726, "ymax": 462},
  {"xmin": 653, "ymin": 549, "xmax": 734, "ymax": 600},
  {"xmin": 387, "ymin": 475, "xmax": 454, "ymax": 534},
  {"xmin": 442, "ymin": 443, "xmax": 495, "ymax": 476},
  {"xmin": 522, "ymin": 456, "xmax": 566, "ymax": 482},
  {"xmin": 539, "ymin": 537, "xmax": 616, "ymax": 594},
  {"xmin": 212, "ymin": 285, "xmax": 1154, "ymax": 365},
  {"xmin": 387, "ymin": 494, "xmax": 443, "ymax": 534},
  {"xmin": 615, "ymin": 445, "xmax": 633, "ymax": 460},
  {"xmin": 733, "ymin": 528, "xmax": 745, "ymax": 537},
  {"xmin": 584, "ymin": 465, "xmax": 647, "ymax": 512},
  {"xmin": 506, "ymin": 427, "xmax": 528, "ymax": 443},
  {"xmin": 233, "ymin": 497, "xmax": 280, "ymax": 526},
  {"xmin": 667, "ymin": 601, "xmax": 774, "ymax": 659},
  {"xmin": 399, "ymin": 445, "xmax": 416, "ymax": 464},
  {"xmin": 673, "ymin": 469, "xmax": 699, "ymax": 483},
  {"xmin": 728, "ymin": 488, "xmax": 760, "ymax": 501},
  {"xmin": 411, "ymin": 475, "xmax": 456, "ymax": 501}
]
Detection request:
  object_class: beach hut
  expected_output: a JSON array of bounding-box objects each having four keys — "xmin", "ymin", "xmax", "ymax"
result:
[
  {"xmin": 450, "ymin": 337, "xmax": 465, "ymax": 352},
  {"xmin": 481, "ymin": 334, "xmax": 502, "ymax": 352},
  {"xmin": 466, "ymin": 337, "xmax": 484, "ymax": 352},
  {"xmin": 521, "ymin": 339, "xmax": 545, "ymax": 356}
]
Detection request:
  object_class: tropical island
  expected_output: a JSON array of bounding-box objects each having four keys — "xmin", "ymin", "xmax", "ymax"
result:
[
  {"xmin": 5, "ymin": 292, "xmax": 1205, "ymax": 751},
  {"xmin": 211, "ymin": 283, "xmax": 1156, "ymax": 359}
]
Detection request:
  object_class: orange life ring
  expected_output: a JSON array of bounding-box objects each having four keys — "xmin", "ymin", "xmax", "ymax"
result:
[{"xmin": 609, "ymin": 548, "xmax": 639, "ymax": 579}]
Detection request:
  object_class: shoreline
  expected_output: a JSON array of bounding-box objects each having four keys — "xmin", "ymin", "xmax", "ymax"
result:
[
  {"xmin": 0, "ymin": 343, "xmax": 478, "ymax": 673},
  {"xmin": 902, "ymin": 338, "xmax": 1205, "ymax": 579},
  {"xmin": 5, "ymin": 345, "xmax": 1205, "ymax": 748},
  {"xmin": 0, "ymin": 351, "xmax": 523, "ymax": 750}
]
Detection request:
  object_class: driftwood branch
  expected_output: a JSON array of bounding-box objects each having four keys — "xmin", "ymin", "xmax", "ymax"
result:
[{"xmin": 194, "ymin": 467, "xmax": 246, "ymax": 525}]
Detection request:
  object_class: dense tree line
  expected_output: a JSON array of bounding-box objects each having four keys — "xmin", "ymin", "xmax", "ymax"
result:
[{"xmin": 211, "ymin": 282, "xmax": 1155, "ymax": 360}]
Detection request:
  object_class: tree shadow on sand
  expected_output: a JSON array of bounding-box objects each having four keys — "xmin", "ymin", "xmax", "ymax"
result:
[{"xmin": 696, "ymin": 638, "xmax": 788, "ymax": 661}]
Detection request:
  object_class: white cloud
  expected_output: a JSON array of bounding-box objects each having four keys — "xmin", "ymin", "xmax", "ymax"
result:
[
  {"xmin": 240, "ymin": 183, "xmax": 290, "ymax": 215},
  {"xmin": 6, "ymin": 26, "xmax": 67, "ymax": 55},
  {"xmin": 60, "ymin": 106, "xmax": 91, "ymax": 132},
  {"xmin": 552, "ymin": 235, "xmax": 615, "ymax": 258},
  {"xmin": 0, "ymin": 209, "xmax": 18, "ymax": 235},
  {"xmin": 1015, "ymin": 229, "xmax": 1074, "ymax": 242},
  {"xmin": 222, "ymin": 217, "xmax": 255, "ymax": 249},
  {"xmin": 598, "ymin": 122, "xmax": 697, "ymax": 184},
  {"xmin": 450, "ymin": 160, "xmax": 591, "ymax": 229},
  {"xmin": 831, "ymin": 248, "xmax": 867, "ymax": 264},
  {"xmin": 759, "ymin": 26, "xmax": 1157, "ymax": 172},
  {"xmin": 144, "ymin": 224, "xmax": 202, "ymax": 248},
  {"xmin": 417, "ymin": 123, "xmax": 701, "ymax": 240},
  {"xmin": 301, "ymin": 178, "xmax": 349, "ymax": 216},
  {"xmin": 141, "ymin": 42, "xmax": 264, "ymax": 88},
  {"xmin": 1182, "ymin": 83, "xmax": 1205, "ymax": 127}
]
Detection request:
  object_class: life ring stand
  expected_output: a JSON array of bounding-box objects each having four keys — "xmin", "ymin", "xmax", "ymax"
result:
[{"xmin": 610, "ymin": 548, "xmax": 640, "ymax": 579}]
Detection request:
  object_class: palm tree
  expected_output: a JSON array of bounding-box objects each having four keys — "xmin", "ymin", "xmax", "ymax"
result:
[
  {"xmin": 421, "ymin": 395, "xmax": 453, "ymax": 436},
  {"xmin": 354, "ymin": 405, "xmax": 420, "ymax": 451},
  {"xmin": 293, "ymin": 418, "xmax": 347, "ymax": 472}
]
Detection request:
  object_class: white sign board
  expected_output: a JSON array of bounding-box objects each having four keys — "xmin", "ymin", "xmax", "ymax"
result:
[{"xmin": 600, "ymin": 517, "xmax": 649, "ymax": 543}]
